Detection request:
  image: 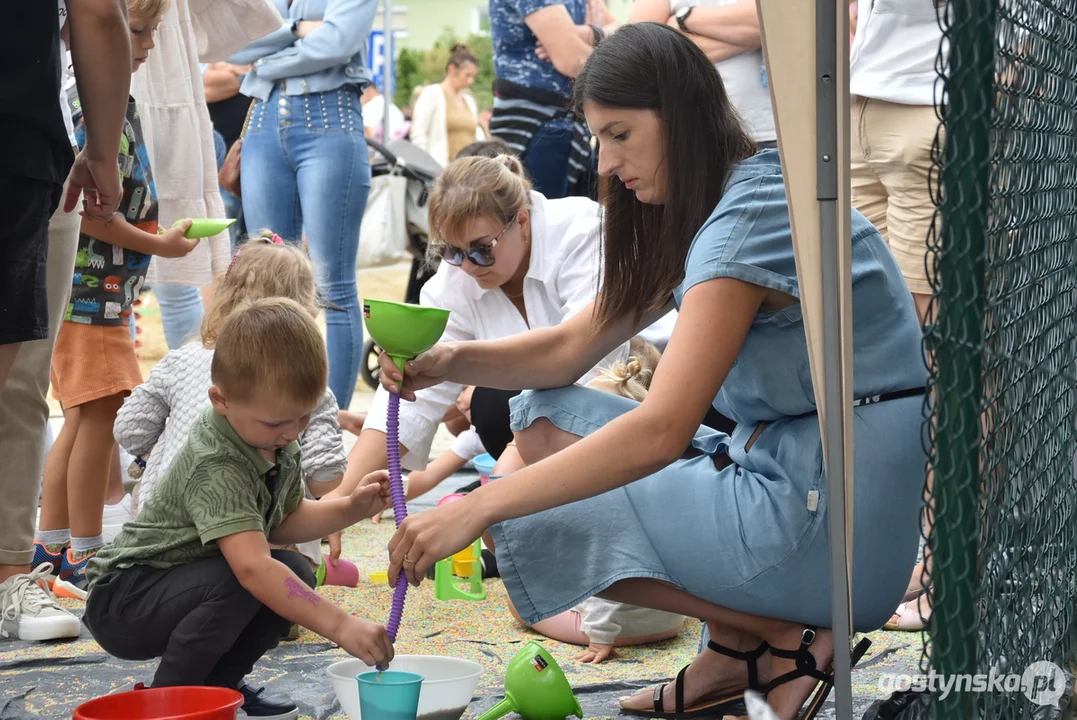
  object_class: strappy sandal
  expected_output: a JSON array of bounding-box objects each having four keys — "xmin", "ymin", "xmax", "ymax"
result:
[
  {"xmin": 623, "ymin": 639, "xmax": 769, "ymax": 718},
  {"xmin": 902, "ymin": 578, "xmax": 931, "ymax": 604},
  {"xmin": 902, "ymin": 585, "xmax": 929, "ymax": 603},
  {"xmin": 763, "ymin": 627, "xmax": 872, "ymax": 720}
]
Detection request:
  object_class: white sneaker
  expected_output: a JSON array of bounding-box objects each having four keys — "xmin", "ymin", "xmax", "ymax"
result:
[
  {"xmin": 102, "ymin": 494, "xmax": 134, "ymax": 543},
  {"xmin": 0, "ymin": 565, "xmax": 81, "ymax": 641}
]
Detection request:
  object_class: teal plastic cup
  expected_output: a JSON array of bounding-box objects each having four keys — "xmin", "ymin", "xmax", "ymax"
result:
[{"xmin": 357, "ymin": 670, "xmax": 423, "ymax": 720}]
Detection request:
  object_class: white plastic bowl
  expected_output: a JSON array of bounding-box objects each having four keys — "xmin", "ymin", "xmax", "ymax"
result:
[{"xmin": 326, "ymin": 655, "xmax": 483, "ymax": 720}]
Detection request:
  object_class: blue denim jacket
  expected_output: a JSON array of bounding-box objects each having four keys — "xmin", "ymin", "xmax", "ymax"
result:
[{"xmin": 229, "ymin": 0, "xmax": 377, "ymax": 101}]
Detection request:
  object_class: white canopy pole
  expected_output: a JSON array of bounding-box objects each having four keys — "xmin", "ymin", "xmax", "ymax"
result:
[
  {"xmin": 757, "ymin": 0, "xmax": 855, "ymax": 716},
  {"xmin": 383, "ymin": 0, "xmax": 394, "ymax": 136}
]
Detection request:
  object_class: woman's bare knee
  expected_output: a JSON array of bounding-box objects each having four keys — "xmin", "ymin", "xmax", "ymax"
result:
[
  {"xmin": 514, "ymin": 418, "xmax": 582, "ymax": 465},
  {"xmin": 506, "ymin": 593, "xmax": 526, "ymax": 626}
]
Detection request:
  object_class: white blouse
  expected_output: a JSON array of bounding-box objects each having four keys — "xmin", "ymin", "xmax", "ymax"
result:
[
  {"xmin": 849, "ymin": 0, "xmax": 947, "ymax": 106},
  {"xmin": 365, "ymin": 191, "xmax": 630, "ymax": 469}
]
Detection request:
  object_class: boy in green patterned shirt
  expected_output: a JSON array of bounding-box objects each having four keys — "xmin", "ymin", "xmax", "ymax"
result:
[{"xmin": 84, "ymin": 298, "xmax": 393, "ymax": 720}]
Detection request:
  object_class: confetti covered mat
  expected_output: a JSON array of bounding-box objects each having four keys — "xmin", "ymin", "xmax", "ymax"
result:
[{"xmin": 1, "ymin": 511, "xmax": 922, "ymax": 719}]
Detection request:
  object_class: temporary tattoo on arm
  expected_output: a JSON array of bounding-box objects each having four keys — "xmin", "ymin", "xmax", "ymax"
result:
[{"xmin": 285, "ymin": 577, "xmax": 321, "ymax": 607}]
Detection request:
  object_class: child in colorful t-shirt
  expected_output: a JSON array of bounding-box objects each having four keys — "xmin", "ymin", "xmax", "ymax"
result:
[{"xmin": 33, "ymin": 0, "xmax": 199, "ymax": 601}]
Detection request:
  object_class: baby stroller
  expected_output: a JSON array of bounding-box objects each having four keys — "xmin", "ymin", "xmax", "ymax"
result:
[{"xmin": 360, "ymin": 137, "xmax": 443, "ymax": 389}]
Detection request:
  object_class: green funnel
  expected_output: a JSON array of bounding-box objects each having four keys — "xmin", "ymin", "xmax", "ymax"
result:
[
  {"xmin": 174, "ymin": 218, "xmax": 237, "ymax": 239},
  {"xmin": 476, "ymin": 642, "xmax": 583, "ymax": 720},
  {"xmin": 362, "ymin": 299, "xmax": 451, "ymax": 376}
]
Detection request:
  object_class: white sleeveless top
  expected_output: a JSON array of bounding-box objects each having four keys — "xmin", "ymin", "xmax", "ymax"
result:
[{"xmin": 670, "ymin": 0, "xmax": 776, "ymax": 143}]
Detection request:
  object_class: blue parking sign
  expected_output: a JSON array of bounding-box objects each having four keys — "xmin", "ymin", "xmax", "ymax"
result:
[{"xmin": 368, "ymin": 30, "xmax": 393, "ymax": 93}]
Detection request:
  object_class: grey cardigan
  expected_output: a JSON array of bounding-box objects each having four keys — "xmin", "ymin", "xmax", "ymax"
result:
[{"xmin": 115, "ymin": 344, "xmax": 347, "ymax": 506}]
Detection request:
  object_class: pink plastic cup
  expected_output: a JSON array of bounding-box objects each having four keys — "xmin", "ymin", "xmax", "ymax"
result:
[
  {"xmin": 318, "ymin": 554, "xmax": 359, "ymax": 588},
  {"xmin": 437, "ymin": 493, "xmax": 467, "ymax": 507}
]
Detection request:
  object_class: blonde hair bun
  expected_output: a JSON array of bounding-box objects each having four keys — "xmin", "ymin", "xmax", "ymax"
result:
[
  {"xmin": 587, "ymin": 337, "xmax": 663, "ymax": 402},
  {"xmin": 495, "ymin": 154, "xmax": 525, "ymax": 177},
  {"xmin": 426, "ymin": 156, "xmax": 533, "ymax": 257}
]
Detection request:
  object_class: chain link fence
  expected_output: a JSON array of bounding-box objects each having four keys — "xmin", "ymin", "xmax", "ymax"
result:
[{"xmin": 923, "ymin": 0, "xmax": 1077, "ymax": 716}]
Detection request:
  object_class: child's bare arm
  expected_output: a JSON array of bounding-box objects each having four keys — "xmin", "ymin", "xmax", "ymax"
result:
[
  {"xmin": 267, "ymin": 498, "xmax": 362, "ymax": 545},
  {"xmin": 405, "ymin": 451, "xmax": 469, "ymax": 500},
  {"xmin": 270, "ymin": 471, "xmax": 390, "ymax": 544},
  {"xmin": 218, "ymin": 530, "xmax": 393, "ymax": 666},
  {"xmin": 79, "ymin": 216, "xmax": 198, "ymax": 258}
]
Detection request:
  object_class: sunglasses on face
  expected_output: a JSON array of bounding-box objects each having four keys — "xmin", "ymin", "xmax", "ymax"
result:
[{"xmin": 437, "ymin": 217, "xmax": 516, "ymax": 267}]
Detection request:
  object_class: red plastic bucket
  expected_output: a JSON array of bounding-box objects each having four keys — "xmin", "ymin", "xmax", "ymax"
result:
[{"xmin": 72, "ymin": 686, "xmax": 243, "ymax": 720}]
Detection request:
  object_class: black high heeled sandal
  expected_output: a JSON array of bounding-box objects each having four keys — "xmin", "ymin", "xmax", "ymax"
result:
[
  {"xmin": 624, "ymin": 639, "xmax": 770, "ymax": 718},
  {"xmin": 762, "ymin": 627, "xmax": 872, "ymax": 720}
]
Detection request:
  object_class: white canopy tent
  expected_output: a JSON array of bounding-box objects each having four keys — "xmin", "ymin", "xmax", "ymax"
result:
[{"xmin": 757, "ymin": 0, "xmax": 857, "ymax": 716}]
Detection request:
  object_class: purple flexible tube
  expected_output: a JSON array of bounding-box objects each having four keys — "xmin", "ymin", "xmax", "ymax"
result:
[{"xmin": 380, "ymin": 391, "xmax": 408, "ymax": 669}]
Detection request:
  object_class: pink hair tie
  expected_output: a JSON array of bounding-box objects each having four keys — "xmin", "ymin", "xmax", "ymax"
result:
[
  {"xmin": 225, "ymin": 232, "xmax": 286, "ymax": 277},
  {"xmin": 225, "ymin": 250, "xmax": 242, "ymax": 277}
]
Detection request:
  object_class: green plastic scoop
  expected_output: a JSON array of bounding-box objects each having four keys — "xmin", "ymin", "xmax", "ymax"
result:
[
  {"xmin": 173, "ymin": 218, "xmax": 236, "ymax": 239},
  {"xmin": 362, "ymin": 298, "xmax": 451, "ymax": 376},
  {"xmin": 476, "ymin": 642, "xmax": 583, "ymax": 720}
]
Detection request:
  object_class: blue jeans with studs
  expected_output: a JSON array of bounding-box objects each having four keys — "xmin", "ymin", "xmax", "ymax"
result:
[{"xmin": 240, "ymin": 86, "xmax": 371, "ymax": 409}]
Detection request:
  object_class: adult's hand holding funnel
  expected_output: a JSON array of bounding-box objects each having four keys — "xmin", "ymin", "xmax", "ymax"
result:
[
  {"xmin": 475, "ymin": 642, "xmax": 584, "ymax": 720},
  {"xmin": 364, "ymin": 299, "xmax": 451, "ymax": 377},
  {"xmin": 362, "ymin": 299, "xmax": 451, "ymax": 664}
]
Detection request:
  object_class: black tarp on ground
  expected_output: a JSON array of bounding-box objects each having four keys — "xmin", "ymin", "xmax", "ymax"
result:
[
  {"xmin": 2, "ymin": 618, "xmax": 929, "ymax": 720},
  {"xmin": 10, "ymin": 473, "xmax": 1065, "ymax": 718},
  {"xmin": 5, "ymin": 626, "xmax": 1071, "ymax": 719}
]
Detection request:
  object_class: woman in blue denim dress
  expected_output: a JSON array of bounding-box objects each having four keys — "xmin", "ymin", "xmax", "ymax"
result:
[
  {"xmin": 230, "ymin": 0, "xmax": 377, "ymax": 410},
  {"xmin": 381, "ymin": 24, "xmax": 927, "ymax": 720}
]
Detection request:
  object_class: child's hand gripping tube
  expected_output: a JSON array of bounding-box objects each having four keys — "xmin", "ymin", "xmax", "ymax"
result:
[
  {"xmin": 359, "ymin": 298, "xmax": 452, "ymax": 670},
  {"xmin": 380, "ymin": 391, "xmax": 408, "ymax": 670}
]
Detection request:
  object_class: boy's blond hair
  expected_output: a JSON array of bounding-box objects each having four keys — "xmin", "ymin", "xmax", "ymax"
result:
[
  {"xmin": 129, "ymin": 0, "xmax": 171, "ymax": 20},
  {"xmin": 201, "ymin": 232, "xmax": 320, "ymax": 348},
  {"xmin": 587, "ymin": 337, "xmax": 662, "ymax": 402},
  {"xmin": 211, "ymin": 297, "xmax": 327, "ymax": 408}
]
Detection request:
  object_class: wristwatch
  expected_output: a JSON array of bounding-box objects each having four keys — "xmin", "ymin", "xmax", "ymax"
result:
[
  {"xmin": 289, "ymin": 18, "xmax": 301, "ymax": 35},
  {"xmin": 675, "ymin": 6, "xmax": 694, "ymax": 31}
]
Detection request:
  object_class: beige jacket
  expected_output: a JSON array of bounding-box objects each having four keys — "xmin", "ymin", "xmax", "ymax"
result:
[
  {"xmin": 409, "ymin": 83, "xmax": 484, "ymax": 168},
  {"xmin": 132, "ymin": 0, "xmax": 282, "ymax": 286}
]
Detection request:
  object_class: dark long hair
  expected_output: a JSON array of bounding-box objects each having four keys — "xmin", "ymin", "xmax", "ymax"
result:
[
  {"xmin": 574, "ymin": 23, "xmax": 756, "ymax": 332},
  {"xmin": 447, "ymin": 43, "xmax": 479, "ymax": 70}
]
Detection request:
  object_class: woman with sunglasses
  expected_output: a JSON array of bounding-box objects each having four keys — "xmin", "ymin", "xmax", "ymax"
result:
[
  {"xmin": 321, "ymin": 153, "xmax": 647, "ymax": 554},
  {"xmin": 378, "ymin": 23, "xmax": 926, "ymax": 720}
]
